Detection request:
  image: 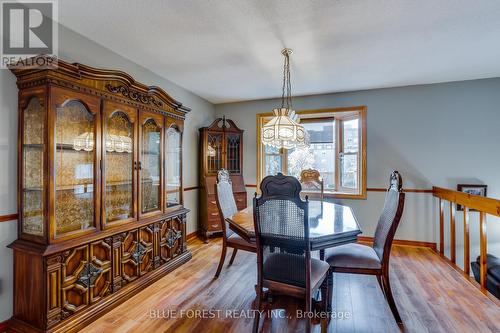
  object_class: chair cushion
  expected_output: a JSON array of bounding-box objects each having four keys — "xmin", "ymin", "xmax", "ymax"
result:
[
  {"xmin": 325, "ymin": 243, "xmax": 381, "ymax": 269},
  {"xmin": 263, "ymin": 252, "xmax": 330, "ymax": 288},
  {"xmin": 488, "ymin": 260, "xmax": 500, "ymax": 283},
  {"xmin": 471, "ymin": 254, "xmax": 500, "ymax": 299},
  {"xmin": 227, "ymin": 233, "xmax": 255, "ymax": 249}
]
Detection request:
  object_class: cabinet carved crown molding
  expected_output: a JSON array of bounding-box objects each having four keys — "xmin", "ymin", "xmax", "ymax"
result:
[
  {"xmin": 105, "ymin": 83, "xmax": 164, "ymax": 108},
  {"xmin": 10, "ymin": 55, "xmax": 191, "ymax": 117}
]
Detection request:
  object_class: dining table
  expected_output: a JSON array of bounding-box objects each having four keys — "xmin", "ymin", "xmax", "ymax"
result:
[{"xmin": 226, "ymin": 200, "xmax": 362, "ymax": 252}]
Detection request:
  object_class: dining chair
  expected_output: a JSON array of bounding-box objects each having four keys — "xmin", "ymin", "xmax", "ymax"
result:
[
  {"xmin": 252, "ymin": 173, "xmax": 330, "ymax": 333},
  {"xmin": 300, "ymin": 169, "xmax": 324, "ymax": 201},
  {"xmin": 214, "ymin": 169, "xmax": 256, "ymax": 278},
  {"xmin": 324, "ymin": 170, "xmax": 405, "ymax": 324}
]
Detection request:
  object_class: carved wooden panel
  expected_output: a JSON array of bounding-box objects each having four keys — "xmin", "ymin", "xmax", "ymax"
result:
[
  {"xmin": 46, "ymin": 254, "xmax": 62, "ymax": 327},
  {"xmin": 111, "ymin": 233, "xmax": 123, "ymax": 292},
  {"xmin": 153, "ymin": 221, "xmax": 162, "ymax": 268},
  {"xmin": 121, "ymin": 230, "xmax": 139, "ymax": 284},
  {"xmin": 169, "ymin": 216, "xmax": 184, "ymax": 259},
  {"xmin": 89, "ymin": 239, "xmax": 112, "ymax": 303},
  {"xmin": 139, "ymin": 225, "xmax": 154, "ymax": 275},
  {"xmin": 156, "ymin": 217, "xmax": 183, "ymax": 266},
  {"xmin": 157, "ymin": 219, "xmax": 170, "ymax": 266},
  {"xmin": 61, "ymin": 245, "xmax": 89, "ymax": 318}
]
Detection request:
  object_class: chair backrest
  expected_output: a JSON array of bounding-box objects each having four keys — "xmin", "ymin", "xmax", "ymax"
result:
[
  {"xmin": 215, "ymin": 169, "xmax": 237, "ymax": 238},
  {"xmin": 253, "ymin": 173, "xmax": 311, "ymax": 287},
  {"xmin": 300, "ymin": 169, "xmax": 324, "ymax": 201},
  {"xmin": 373, "ymin": 171, "xmax": 405, "ymax": 269}
]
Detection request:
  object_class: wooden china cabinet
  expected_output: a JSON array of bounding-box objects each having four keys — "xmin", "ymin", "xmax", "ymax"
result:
[
  {"xmin": 8, "ymin": 56, "xmax": 190, "ymax": 333},
  {"xmin": 199, "ymin": 118, "xmax": 246, "ymax": 242}
]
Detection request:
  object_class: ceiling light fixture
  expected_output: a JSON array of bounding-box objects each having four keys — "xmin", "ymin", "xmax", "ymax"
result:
[{"xmin": 261, "ymin": 48, "xmax": 309, "ymax": 150}]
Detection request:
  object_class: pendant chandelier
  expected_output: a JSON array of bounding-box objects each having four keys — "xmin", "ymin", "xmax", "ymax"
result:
[{"xmin": 261, "ymin": 48, "xmax": 309, "ymax": 150}]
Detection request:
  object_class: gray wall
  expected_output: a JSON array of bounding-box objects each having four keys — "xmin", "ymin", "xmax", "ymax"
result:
[
  {"xmin": 0, "ymin": 25, "xmax": 215, "ymax": 321},
  {"xmin": 216, "ymin": 78, "xmax": 500, "ymax": 260}
]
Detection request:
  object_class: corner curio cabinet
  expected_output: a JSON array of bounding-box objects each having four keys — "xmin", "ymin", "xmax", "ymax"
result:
[
  {"xmin": 9, "ymin": 56, "xmax": 190, "ymax": 333},
  {"xmin": 199, "ymin": 118, "xmax": 246, "ymax": 242}
]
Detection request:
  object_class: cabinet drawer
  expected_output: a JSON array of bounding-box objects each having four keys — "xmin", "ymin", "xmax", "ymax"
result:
[
  {"xmin": 207, "ymin": 195, "xmax": 218, "ymax": 207},
  {"xmin": 234, "ymin": 193, "xmax": 247, "ymax": 210},
  {"xmin": 207, "ymin": 212, "xmax": 222, "ymax": 231},
  {"xmin": 207, "ymin": 204, "xmax": 220, "ymax": 217}
]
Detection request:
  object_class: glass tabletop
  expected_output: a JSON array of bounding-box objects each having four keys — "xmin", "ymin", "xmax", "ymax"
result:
[
  {"xmin": 227, "ymin": 200, "xmax": 362, "ymax": 249},
  {"xmin": 308, "ymin": 201, "xmax": 361, "ymax": 239}
]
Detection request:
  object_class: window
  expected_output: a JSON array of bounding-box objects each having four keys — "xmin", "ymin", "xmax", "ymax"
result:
[{"xmin": 257, "ymin": 107, "xmax": 366, "ymax": 199}]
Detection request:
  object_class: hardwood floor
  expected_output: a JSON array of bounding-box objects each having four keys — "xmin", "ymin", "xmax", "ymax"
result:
[{"xmin": 81, "ymin": 238, "xmax": 500, "ymax": 333}]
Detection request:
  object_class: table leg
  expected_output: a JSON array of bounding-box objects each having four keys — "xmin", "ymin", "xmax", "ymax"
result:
[{"xmin": 254, "ymin": 285, "xmax": 269, "ymax": 300}]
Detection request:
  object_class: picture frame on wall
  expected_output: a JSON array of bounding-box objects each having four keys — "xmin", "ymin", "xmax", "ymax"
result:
[{"xmin": 457, "ymin": 184, "xmax": 487, "ymax": 211}]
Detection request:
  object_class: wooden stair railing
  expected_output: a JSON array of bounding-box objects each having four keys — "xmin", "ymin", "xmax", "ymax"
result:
[{"xmin": 433, "ymin": 186, "xmax": 500, "ymax": 291}]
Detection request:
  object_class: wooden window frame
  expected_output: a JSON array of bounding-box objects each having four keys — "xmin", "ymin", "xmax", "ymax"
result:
[{"xmin": 256, "ymin": 106, "xmax": 367, "ymax": 199}]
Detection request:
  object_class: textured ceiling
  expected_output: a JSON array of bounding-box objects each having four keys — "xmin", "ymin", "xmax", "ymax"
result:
[{"xmin": 59, "ymin": 0, "xmax": 500, "ymax": 103}]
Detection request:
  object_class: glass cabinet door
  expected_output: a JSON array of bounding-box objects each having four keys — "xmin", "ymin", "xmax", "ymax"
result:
[
  {"xmin": 226, "ymin": 133, "xmax": 241, "ymax": 174},
  {"xmin": 140, "ymin": 112, "xmax": 163, "ymax": 216},
  {"xmin": 54, "ymin": 97, "xmax": 99, "ymax": 237},
  {"xmin": 206, "ymin": 132, "xmax": 223, "ymax": 174},
  {"xmin": 165, "ymin": 125, "xmax": 182, "ymax": 209},
  {"xmin": 103, "ymin": 102, "xmax": 137, "ymax": 225},
  {"xmin": 22, "ymin": 96, "xmax": 45, "ymax": 237}
]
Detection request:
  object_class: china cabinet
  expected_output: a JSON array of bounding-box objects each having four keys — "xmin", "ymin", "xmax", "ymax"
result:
[
  {"xmin": 8, "ymin": 56, "xmax": 190, "ymax": 333},
  {"xmin": 199, "ymin": 118, "xmax": 246, "ymax": 242}
]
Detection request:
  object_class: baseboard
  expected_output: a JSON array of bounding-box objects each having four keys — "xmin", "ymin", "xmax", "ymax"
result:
[
  {"xmin": 357, "ymin": 236, "xmax": 436, "ymax": 251},
  {"xmin": 0, "ymin": 319, "xmax": 10, "ymax": 333},
  {"xmin": 186, "ymin": 231, "xmax": 198, "ymax": 241}
]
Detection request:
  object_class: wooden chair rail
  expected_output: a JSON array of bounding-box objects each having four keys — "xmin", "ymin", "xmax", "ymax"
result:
[
  {"xmin": 0, "ymin": 213, "xmax": 18, "ymax": 222},
  {"xmin": 432, "ymin": 186, "xmax": 500, "ymax": 292}
]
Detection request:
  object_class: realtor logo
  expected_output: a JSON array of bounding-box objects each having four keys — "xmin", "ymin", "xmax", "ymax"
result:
[{"xmin": 1, "ymin": 0, "xmax": 58, "ymax": 68}]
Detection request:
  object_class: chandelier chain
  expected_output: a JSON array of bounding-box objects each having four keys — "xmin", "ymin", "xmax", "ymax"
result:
[
  {"xmin": 280, "ymin": 50, "xmax": 292, "ymax": 110},
  {"xmin": 281, "ymin": 51, "xmax": 287, "ymax": 108}
]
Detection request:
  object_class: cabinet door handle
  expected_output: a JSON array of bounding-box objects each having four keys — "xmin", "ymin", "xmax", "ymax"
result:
[
  {"xmin": 210, "ymin": 212, "xmax": 218, "ymax": 216},
  {"xmin": 138, "ymin": 161, "xmax": 142, "ymax": 170},
  {"xmin": 210, "ymin": 201, "xmax": 217, "ymax": 205},
  {"xmin": 134, "ymin": 161, "xmax": 138, "ymax": 170},
  {"xmin": 236, "ymin": 199, "xmax": 244, "ymax": 202}
]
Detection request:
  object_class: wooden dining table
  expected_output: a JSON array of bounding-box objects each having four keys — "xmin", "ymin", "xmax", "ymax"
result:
[{"xmin": 226, "ymin": 200, "xmax": 362, "ymax": 251}]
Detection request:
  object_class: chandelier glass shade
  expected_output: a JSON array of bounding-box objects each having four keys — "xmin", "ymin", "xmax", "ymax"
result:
[
  {"xmin": 261, "ymin": 108, "xmax": 308, "ymax": 149},
  {"xmin": 261, "ymin": 48, "xmax": 309, "ymax": 150}
]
